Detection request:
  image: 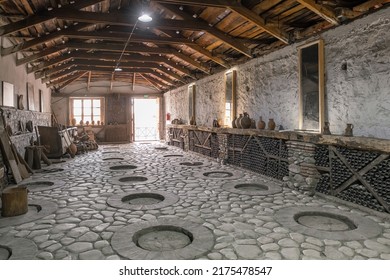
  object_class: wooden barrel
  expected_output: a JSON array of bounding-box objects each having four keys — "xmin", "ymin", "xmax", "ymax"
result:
[{"xmin": 1, "ymin": 187, "xmax": 28, "ymax": 217}]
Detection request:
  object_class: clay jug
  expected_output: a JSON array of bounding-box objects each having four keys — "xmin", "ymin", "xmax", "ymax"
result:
[
  {"xmin": 71, "ymin": 118, "xmax": 77, "ymax": 126},
  {"xmin": 232, "ymin": 116, "xmax": 237, "ymax": 128},
  {"xmin": 236, "ymin": 114, "xmax": 243, "ymax": 129},
  {"xmin": 257, "ymin": 116, "xmax": 266, "ymax": 129},
  {"xmin": 268, "ymin": 118, "xmax": 276, "ymax": 130},
  {"xmin": 344, "ymin": 123, "xmax": 354, "ymax": 137},
  {"xmin": 190, "ymin": 116, "xmax": 196, "ymax": 125},
  {"xmin": 322, "ymin": 121, "xmax": 331, "ymax": 135},
  {"xmin": 240, "ymin": 112, "xmax": 251, "ymax": 129},
  {"xmin": 250, "ymin": 119, "xmax": 256, "ymax": 129}
]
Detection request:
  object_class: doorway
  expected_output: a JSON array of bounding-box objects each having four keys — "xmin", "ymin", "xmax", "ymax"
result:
[{"xmin": 133, "ymin": 98, "xmax": 159, "ymax": 141}]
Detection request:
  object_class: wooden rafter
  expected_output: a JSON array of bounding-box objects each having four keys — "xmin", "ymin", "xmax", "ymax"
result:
[
  {"xmin": 156, "ymin": 3, "xmax": 253, "ymax": 58},
  {"xmin": 0, "ymin": 0, "xmax": 105, "ymax": 36},
  {"xmin": 56, "ymin": 71, "xmax": 89, "ymax": 91},
  {"xmin": 155, "ymin": 1, "xmax": 289, "ymax": 44},
  {"xmin": 132, "ymin": 73, "xmax": 136, "ymax": 92},
  {"xmin": 296, "ymin": 0, "xmax": 340, "ymax": 25},
  {"xmin": 153, "ymin": 0, "xmax": 242, "ymax": 7},
  {"xmin": 139, "ymin": 74, "xmax": 164, "ymax": 91},
  {"xmin": 87, "ymin": 71, "xmax": 92, "ymax": 91},
  {"xmin": 353, "ymin": 0, "xmax": 390, "ymax": 12}
]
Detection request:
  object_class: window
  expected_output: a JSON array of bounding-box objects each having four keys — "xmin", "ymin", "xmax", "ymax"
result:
[{"xmin": 70, "ymin": 98, "xmax": 104, "ymax": 125}]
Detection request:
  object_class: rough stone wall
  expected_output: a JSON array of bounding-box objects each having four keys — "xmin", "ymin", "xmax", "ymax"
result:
[
  {"xmin": 285, "ymin": 141, "xmax": 320, "ymax": 195},
  {"xmin": 164, "ymin": 6, "xmax": 390, "ymax": 139},
  {"xmin": 323, "ymin": 7, "xmax": 390, "ymax": 138}
]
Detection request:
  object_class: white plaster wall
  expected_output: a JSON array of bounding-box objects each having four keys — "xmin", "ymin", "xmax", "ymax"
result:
[
  {"xmin": 165, "ymin": 6, "xmax": 390, "ymax": 139},
  {"xmin": 0, "ymin": 38, "xmax": 51, "ymax": 113},
  {"xmin": 323, "ymin": 7, "xmax": 390, "ymax": 138}
]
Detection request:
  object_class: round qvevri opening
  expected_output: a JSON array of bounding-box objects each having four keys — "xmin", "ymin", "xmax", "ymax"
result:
[
  {"xmin": 234, "ymin": 183, "xmax": 268, "ymax": 191},
  {"xmin": 180, "ymin": 162, "xmax": 203, "ymax": 166},
  {"xmin": 203, "ymin": 171, "xmax": 233, "ymax": 178},
  {"xmin": 102, "ymin": 151, "xmax": 120, "ymax": 154},
  {"xmin": 122, "ymin": 193, "xmax": 165, "ymax": 205},
  {"xmin": 155, "ymin": 147, "xmax": 168, "ymax": 150},
  {"xmin": 109, "ymin": 165, "xmax": 138, "ymax": 171},
  {"xmin": 134, "ymin": 225, "xmax": 193, "ymax": 251},
  {"xmin": 103, "ymin": 157, "xmax": 124, "ymax": 161},
  {"xmin": 0, "ymin": 246, "xmax": 11, "ymax": 260},
  {"xmin": 294, "ymin": 212, "xmax": 357, "ymax": 232},
  {"xmin": 118, "ymin": 176, "xmax": 148, "ymax": 183}
]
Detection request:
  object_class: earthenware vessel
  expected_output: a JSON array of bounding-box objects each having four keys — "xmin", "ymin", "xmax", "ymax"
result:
[
  {"xmin": 236, "ymin": 114, "xmax": 243, "ymax": 129},
  {"xmin": 240, "ymin": 112, "xmax": 251, "ymax": 129},
  {"xmin": 322, "ymin": 121, "xmax": 331, "ymax": 135},
  {"xmin": 268, "ymin": 118, "xmax": 276, "ymax": 130},
  {"xmin": 344, "ymin": 123, "xmax": 354, "ymax": 137},
  {"xmin": 257, "ymin": 116, "xmax": 266, "ymax": 129},
  {"xmin": 232, "ymin": 116, "xmax": 237, "ymax": 128}
]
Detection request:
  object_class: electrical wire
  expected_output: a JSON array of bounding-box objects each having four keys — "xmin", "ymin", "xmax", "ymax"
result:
[{"xmin": 114, "ymin": 19, "xmax": 139, "ymax": 71}]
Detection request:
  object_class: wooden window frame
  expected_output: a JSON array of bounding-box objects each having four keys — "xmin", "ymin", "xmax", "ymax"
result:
[{"xmin": 69, "ymin": 97, "xmax": 105, "ymax": 125}]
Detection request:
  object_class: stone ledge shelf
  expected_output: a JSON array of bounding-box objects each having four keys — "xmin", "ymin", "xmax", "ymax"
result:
[{"xmin": 167, "ymin": 124, "xmax": 390, "ymax": 153}]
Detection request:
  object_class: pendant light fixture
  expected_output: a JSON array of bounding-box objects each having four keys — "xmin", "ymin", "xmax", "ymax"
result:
[{"xmin": 138, "ymin": 0, "xmax": 153, "ymax": 23}]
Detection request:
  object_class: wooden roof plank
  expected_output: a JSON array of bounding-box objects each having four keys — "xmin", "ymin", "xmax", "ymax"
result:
[
  {"xmin": 0, "ymin": 0, "xmax": 105, "ymax": 36},
  {"xmin": 296, "ymin": 0, "xmax": 340, "ymax": 25}
]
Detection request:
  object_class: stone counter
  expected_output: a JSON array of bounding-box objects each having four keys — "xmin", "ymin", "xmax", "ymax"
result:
[
  {"xmin": 167, "ymin": 124, "xmax": 390, "ymax": 154},
  {"xmin": 167, "ymin": 124, "xmax": 390, "ymax": 214}
]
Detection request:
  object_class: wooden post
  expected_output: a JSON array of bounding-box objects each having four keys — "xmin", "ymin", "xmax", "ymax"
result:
[{"xmin": 1, "ymin": 187, "xmax": 28, "ymax": 217}]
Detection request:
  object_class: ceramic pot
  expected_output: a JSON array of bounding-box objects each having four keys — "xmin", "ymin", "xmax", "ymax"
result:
[
  {"xmin": 236, "ymin": 114, "xmax": 243, "ymax": 129},
  {"xmin": 268, "ymin": 118, "xmax": 276, "ymax": 130},
  {"xmin": 250, "ymin": 119, "xmax": 256, "ymax": 129},
  {"xmin": 232, "ymin": 116, "xmax": 237, "ymax": 128},
  {"xmin": 344, "ymin": 123, "xmax": 354, "ymax": 137},
  {"xmin": 323, "ymin": 121, "xmax": 331, "ymax": 135},
  {"xmin": 71, "ymin": 118, "xmax": 77, "ymax": 126},
  {"xmin": 240, "ymin": 112, "xmax": 251, "ymax": 129},
  {"xmin": 257, "ymin": 116, "xmax": 266, "ymax": 129}
]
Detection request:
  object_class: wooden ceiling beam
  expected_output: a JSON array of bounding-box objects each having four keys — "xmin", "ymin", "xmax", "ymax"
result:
[
  {"xmin": 48, "ymin": 70, "xmax": 83, "ymax": 87},
  {"xmin": 72, "ymin": 52, "xmax": 195, "ymax": 78},
  {"xmin": 156, "ymin": 3, "xmax": 253, "ymax": 58},
  {"xmin": 81, "ymin": 60, "xmax": 186, "ymax": 83},
  {"xmin": 54, "ymin": 71, "xmax": 89, "ymax": 90},
  {"xmin": 353, "ymin": 0, "xmax": 390, "ymax": 12},
  {"xmin": 153, "ymin": 0, "xmax": 242, "ymax": 8},
  {"xmin": 54, "ymin": 9, "xmax": 208, "ymax": 31},
  {"xmin": 155, "ymin": 1, "xmax": 289, "ymax": 44},
  {"xmin": 64, "ymin": 41, "xmax": 210, "ymax": 74},
  {"xmin": 31, "ymin": 51, "xmax": 195, "ymax": 79},
  {"xmin": 154, "ymin": 29, "xmax": 230, "ymax": 69},
  {"xmin": 228, "ymin": 6, "xmax": 290, "ymax": 43},
  {"xmin": 87, "ymin": 71, "xmax": 92, "ymax": 91},
  {"xmin": 37, "ymin": 62, "xmax": 75, "ymax": 79},
  {"xmin": 296, "ymin": 0, "xmax": 340, "ymax": 25},
  {"xmin": 16, "ymin": 45, "xmax": 67, "ymax": 65},
  {"xmin": 140, "ymin": 74, "xmax": 165, "ymax": 91},
  {"xmin": 68, "ymin": 66, "xmax": 177, "ymax": 86},
  {"xmin": 29, "ymin": 53, "xmax": 73, "ymax": 74},
  {"xmin": 42, "ymin": 67, "xmax": 78, "ymax": 83},
  {"xmin": 0, "ymin": 0, "xmax": 105, "ymax": 36},
  {"xmin": 1, "ymin": 23, "xmax": 93, "ymax": 56}
]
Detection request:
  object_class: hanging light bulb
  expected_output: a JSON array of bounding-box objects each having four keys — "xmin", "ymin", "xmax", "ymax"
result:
[
  {"xmin": 138, "ymin": 12, "xmax": 152, "ymax": 22},
  {"xmin": 138, "ymin": 0, "xmax": 153, "ymax": 22}
]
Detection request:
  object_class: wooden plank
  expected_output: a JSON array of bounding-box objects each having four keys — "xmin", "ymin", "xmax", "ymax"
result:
[
  {"xmin": 229, "ymin": 5, "xmax": 290, "ymax": 43},
  {"xmin": 334, "ymin": 154, "xmax": 389, "ymax": 194},
  {"xmin": 154, "ymin": 0, "xmax": 242, "ymax": 7},
  {"xmin": 0, "ymin": 0, "xmax": 105, "ymax": 36},
  {"xmin": 296, "ymin": 0, "xmax": 340, "ymax": 25},
  {"xmin": 331, "ymin": 147, "xmax": 390, "ymax": 212},
  {"xmin": 0, "ymin": 131, "xmax": 22, "ymax": 183},
  {"xmin": 353, "ymin": 0, "xmax": 390, "ymax": 12},
  {"xmin": 155, "ymin": 3, "xmax": 253, "ymax": 58}
]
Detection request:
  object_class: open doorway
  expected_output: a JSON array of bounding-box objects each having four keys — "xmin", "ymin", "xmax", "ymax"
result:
[{"xmin": 133, "ymin": 98, "xmax": 159, "ymax": 141}]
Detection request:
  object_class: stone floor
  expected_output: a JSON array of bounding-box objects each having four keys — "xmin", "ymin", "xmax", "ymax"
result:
[{"xmin": 0, "ymin": 142, "xmax": 389, "ymax": 260}]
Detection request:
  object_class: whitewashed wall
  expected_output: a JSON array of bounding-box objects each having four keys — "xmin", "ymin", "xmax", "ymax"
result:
[
  {"xmin": 0, "ymin": 38, "xmax": 51, "ymax": 113},
  {"xmin": 165, "ymin": 6, "xmax": 390, "ymax": 139}
]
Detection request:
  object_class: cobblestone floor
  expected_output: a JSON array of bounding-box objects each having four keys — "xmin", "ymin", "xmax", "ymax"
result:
[{"xmin": 0, "ymin": 143, "xmax": 389, "ymax": 260}]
